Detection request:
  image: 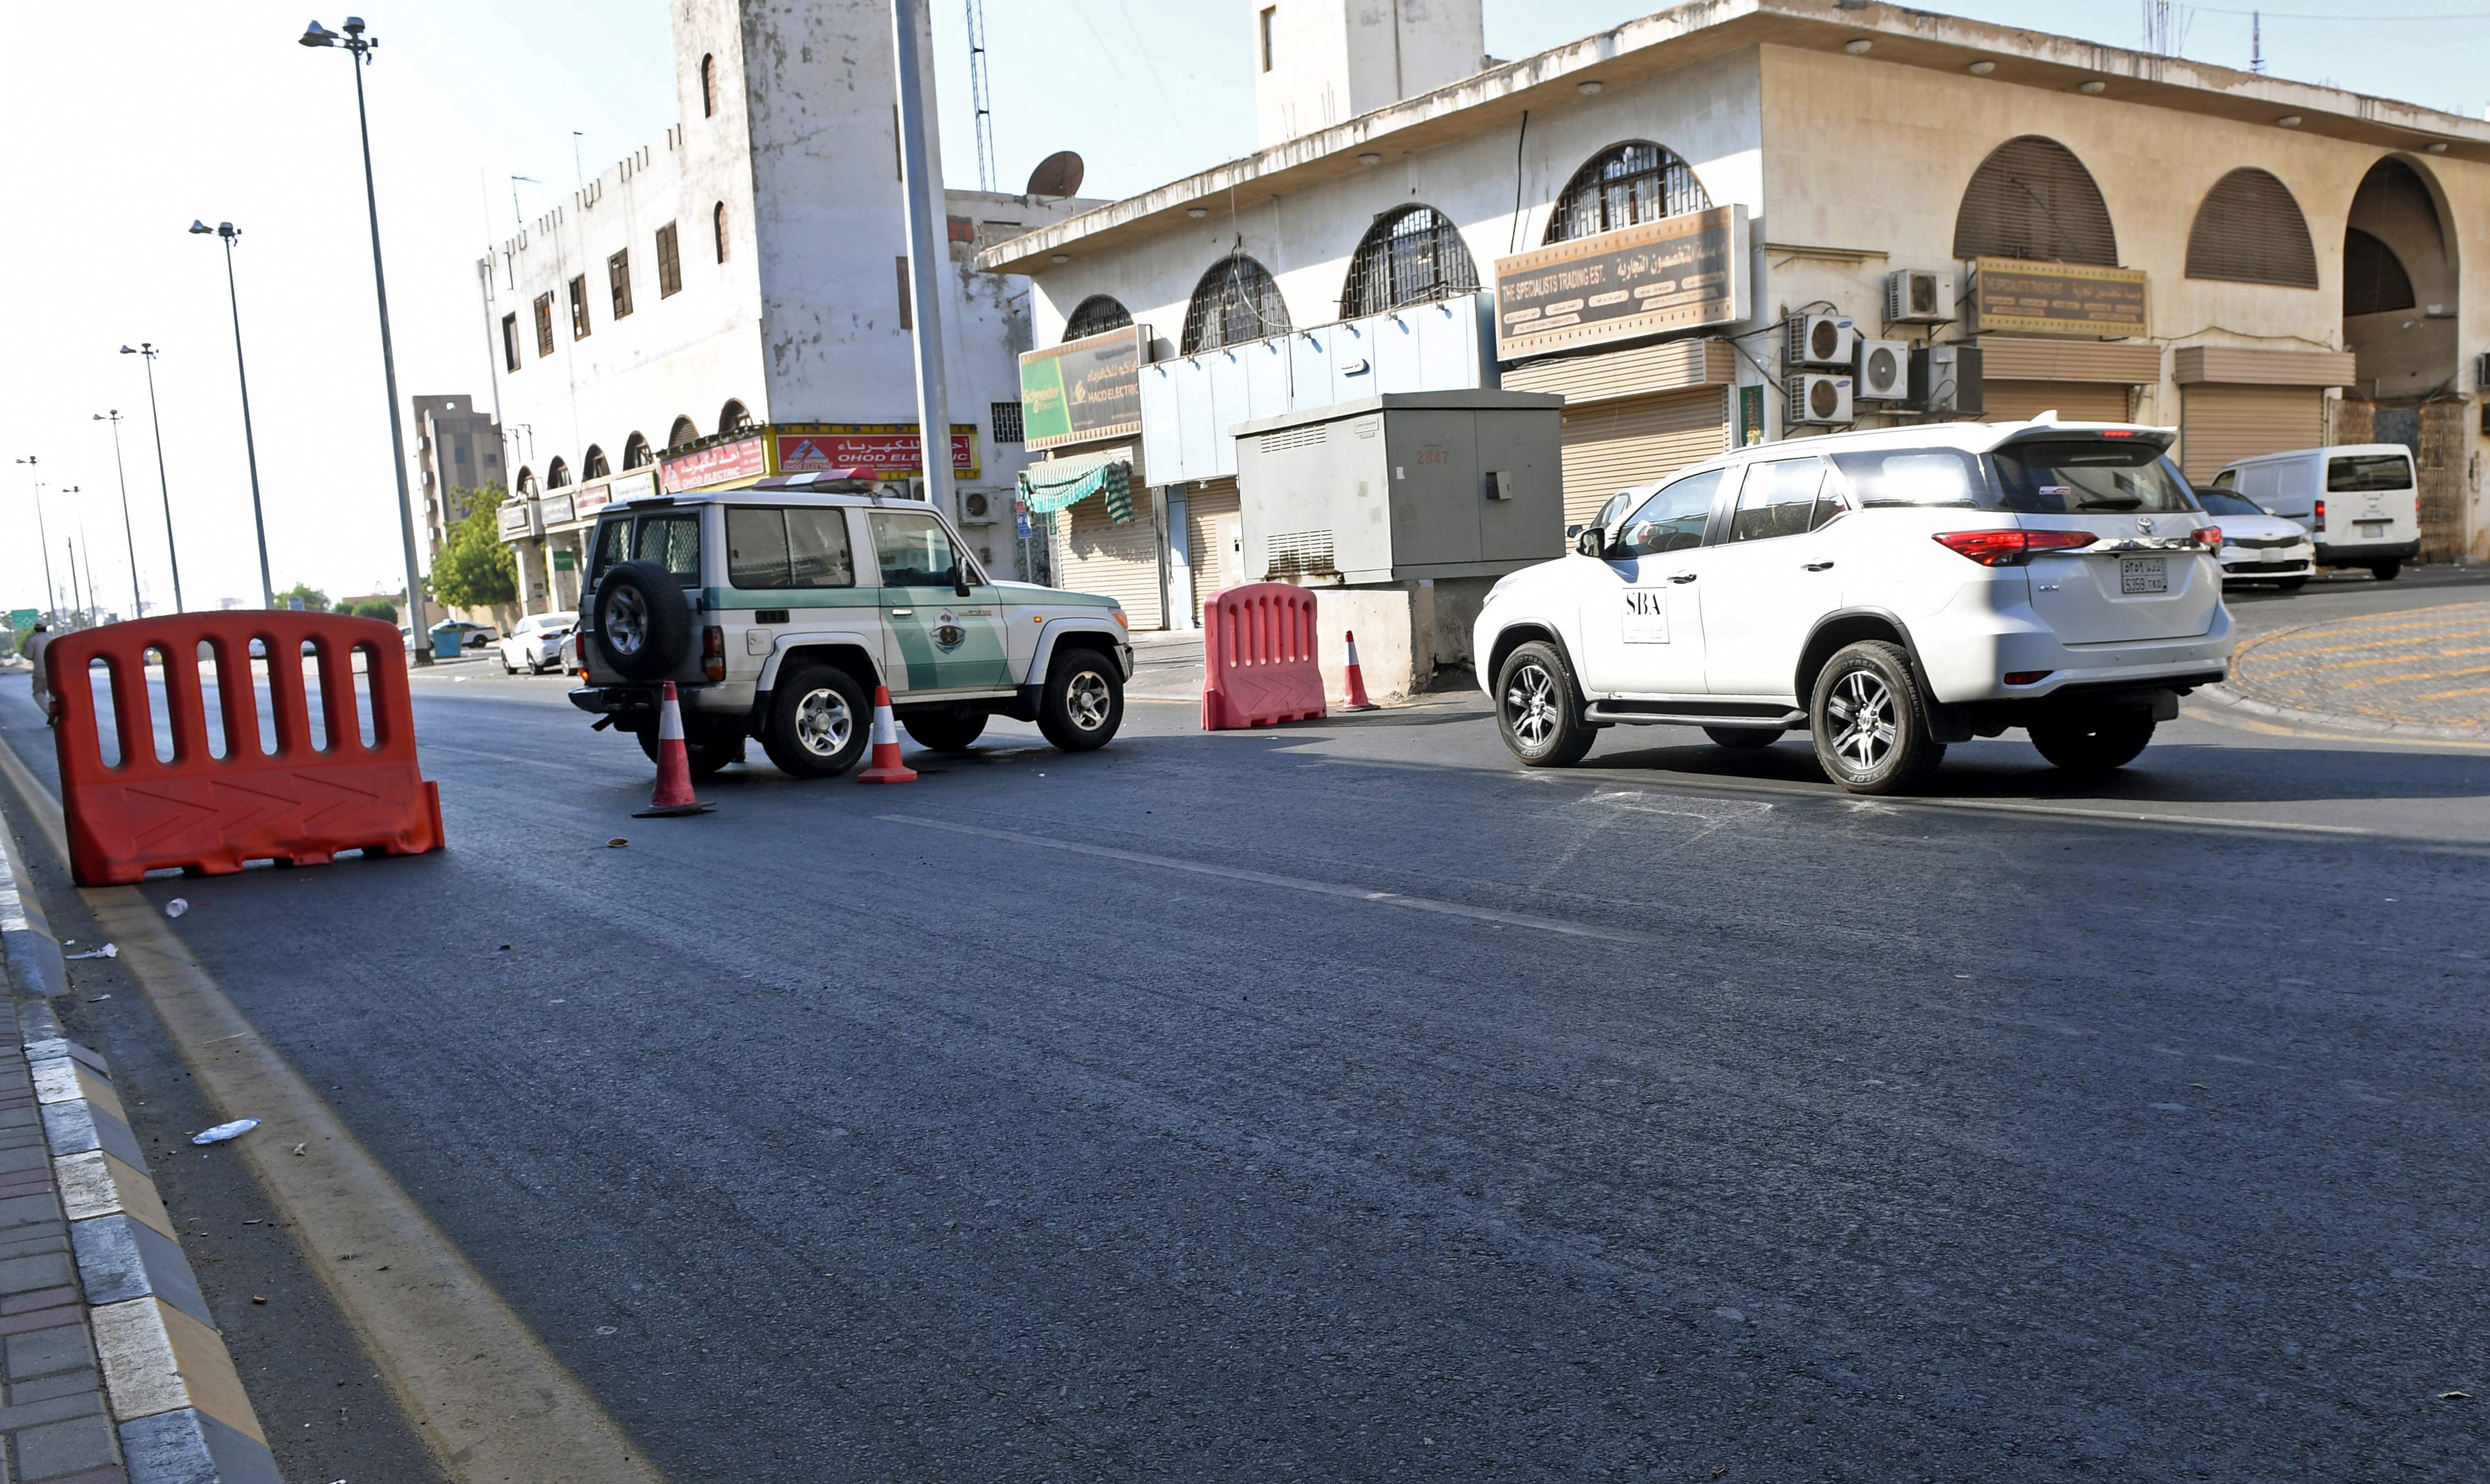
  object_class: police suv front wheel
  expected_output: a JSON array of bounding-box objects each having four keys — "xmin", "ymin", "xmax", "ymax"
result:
[
  {"xmin": 1038, "ymin": 648, "xmax": 1123, "ymax": 751},
  {"xmin": 1494, "ymin": 641, "xmax": 1595, "ymax": 768},
  {"xmin": 762, "ymin": 665, "xmax": 871, "ymax": 778}
]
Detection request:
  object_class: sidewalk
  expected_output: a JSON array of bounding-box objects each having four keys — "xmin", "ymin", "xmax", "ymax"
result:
[
  {"xmin": 0, "ymin": 825, "xmax": 278, "ymax": 1484},
  {"xmin": 2219, "ymin": 599, "xmax": 2490, "ymax": 740}
]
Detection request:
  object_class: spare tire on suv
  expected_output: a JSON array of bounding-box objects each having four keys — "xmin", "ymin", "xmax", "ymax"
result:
[{"xmin": 589, "ymin": 559, "xmax": 691, "ymax": 681}]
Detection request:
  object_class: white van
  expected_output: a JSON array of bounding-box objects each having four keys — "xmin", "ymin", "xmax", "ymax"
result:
[{"xmin": 2207, "ymin": 444, "xmax": 2420, "ymax": 580}]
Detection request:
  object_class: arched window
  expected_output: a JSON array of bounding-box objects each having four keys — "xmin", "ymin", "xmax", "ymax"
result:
[
  {"xmin": 667, "ymin": 416, "xmax": 699, "ymax": 450},
  {"xmin": 1181, "ymin": 254, "xmax": 1290, "ymax": 353},
  {"xmin": 515, "ymin": 466, "xmax": 537, "ymax": 496},
  {"xmin": 700, "ymin": 54, "xmax": 717, "ymax": 119},
  {"xmin": 713, "ymin": 202, "xmax": 730, "ymax": 263},
  {"xmin": 622, "ymin": 432, "xmax": 652, "ymax": 469},
  {"xmin": 1545, "ymin": 142, "xmax": 1711, "ymax": 244},
  {"xmin": 2186, "ymin": 169, "xmax": 2318, "ymax": 288},
  {"xmin": 1063, "ymin": 295, "xmax": 1134, "ymax": 340},
  {"xmin": 581, "ymin": 445, "xmax": 609, "ymax": 479},
  {"xmin": 718, "ymin": 399, "xmax": 752, "ymax": 434},
  {"xmin": 545, "ymin": 457, "xmax": 571, "ymax": 489},
  {"xmin": 2343, "ymin": 228, "xmax": 2416, "ymax": 315},
  {"xmin": 1342, "ymin": 205, "xmax": 1479, "ymax": 316},
  {"xmin": 1953, "ymin": 136, "xmax": 2118, "ymax": 265}
]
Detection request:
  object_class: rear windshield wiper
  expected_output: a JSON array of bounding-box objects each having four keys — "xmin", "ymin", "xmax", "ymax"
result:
[{"xmin": 2070, "ymin": 496, "xmax": 2145, "ymax": 511}]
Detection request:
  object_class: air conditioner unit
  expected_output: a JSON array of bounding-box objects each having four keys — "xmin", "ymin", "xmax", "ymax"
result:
[
  {"xmin": 1885, "ymin": 269, "xmax": 1956, "ymax": 325},
  {"xmin": 1785, "ymin": 312, "xmax": 1857, "ymax": 369},
  {"xmin": 1855, "ymin": 338, "xmax": 1910, "ymax": 401},
  {"xmin": 961, "ymin": 490, "xmax": 995, "ymax": 523},
  {"xmin": 1908, "ymin": 345, "xmax": 1985, "ymax": 416},
  {"xmin": 1788, "ymin": 373, "xmax": 1854, "ymax": 428}
]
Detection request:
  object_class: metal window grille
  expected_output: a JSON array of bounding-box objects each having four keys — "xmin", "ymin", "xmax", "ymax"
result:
[
  {"xmin": 1952, "ymin": 136, "xmax": 2119, "ymax": 266},
  {"xmin": 1341, "ymin": 206, "xmax": 1479, "ymax": 317},
  {"xmin": 1546, "ymin": 142, "xmax": 1711, "ymax": 244},
  {"xmin": 532, "ymin": 293, "xmax": 556, "ymax": 358},
  {"xmin": 1063, "ymin": 295, "xmax": 1133, "ymax": 340},
  {"xmin": 546, "ymin": 457, "xmax": 570, "ymax": 489},
  {"xmin": 1181, "ymin": 254, "xmax": 1291, "ymax": 354},
  {"xmin": 656, "ymin": 222, "xmax": 682, "ymax": 297},
  {"xmin": 608, "ymin": 249, "xmax": 635, "ymax": 318},
  {"xmin": 2185, "ymin": 170, "xmax": 2318, "ymax": 288},
  {"xmin": 991, "ymin": 402, "xmax": 1025, "ymax": 444}
]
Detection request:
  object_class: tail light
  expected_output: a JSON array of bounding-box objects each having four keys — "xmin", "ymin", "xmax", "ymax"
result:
[
  {"xmin": 1933, "ymin": 529, "xmax": 2098, "ymax": 566},
  {"xmin": 2314, "ymin": 498, "xmax": 2326, "ymax": 531},
  {"xmin": 702, "ymin": 625, "xmax": 726, "ymax": 682},
  {"xmin": 2193, "ymin": 526, "xmax": 2223, "ymax": 551}
]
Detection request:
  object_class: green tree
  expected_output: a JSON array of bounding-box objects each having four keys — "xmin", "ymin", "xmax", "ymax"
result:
[
  {"xmin": 348, "ymin": 598, "xmax": 400, "ymax": 622},
  {"xmin": 275, "ymin": 583, "xmax": 330, "ymax": 611},
  {"xmin": 427, "ymin": 494, "xmax": 518, "ymax": 610}
]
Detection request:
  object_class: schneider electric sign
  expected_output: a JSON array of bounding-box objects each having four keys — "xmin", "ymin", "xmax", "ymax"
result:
[
  {"xmin": 1018, "ymin": 325, "xmax": 1148, "ymax": 451},
  {"xmin": 1493, "ymin": 205, "xmax": 1748, "ymax": 359}
]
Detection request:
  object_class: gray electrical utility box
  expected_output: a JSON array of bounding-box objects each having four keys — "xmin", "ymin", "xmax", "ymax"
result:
[{"xmin": 1228, "ymin": 391, "xmax": 1564, "ymax": 586}]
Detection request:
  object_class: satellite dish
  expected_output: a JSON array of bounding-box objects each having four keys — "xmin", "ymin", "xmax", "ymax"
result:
[{"xmin": 1025, "ymin": 150, "xmax": 1085, "ymax": 199}]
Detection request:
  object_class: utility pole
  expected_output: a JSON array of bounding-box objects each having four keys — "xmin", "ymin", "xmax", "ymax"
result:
[
  {"xmin": 193, "ymin": 222, "xmax": 277, "ymax": 609},
  {"xmin": 302, "ymin": 16, "xmax": 431, "ymax": 661},
  {"xmin": 122, "ymin": 346, "xmax": 183, "ymax": 611},
  {"xmin": 94, "ymin": 412, "xmax": 143, "ymax": 619},
  {"xmin": 14, "ymin": 458, "xmax": 57, "ymax": 624},
  {"xmin": 965, "ymin": 0, "xmax": 997, "ymax": 193},
  {"xmin": 891, "ymin": 0, "xmax": 957, "ymax": 524},
  {"xmin": 63, "ymin": 486, "xmax": 91, "ymax": 627}
]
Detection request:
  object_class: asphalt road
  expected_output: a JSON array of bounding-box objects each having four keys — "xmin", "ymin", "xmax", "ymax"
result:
[{"xmin": 3, "ymin": 572, "xmax": 2487, "ymax": 1481}]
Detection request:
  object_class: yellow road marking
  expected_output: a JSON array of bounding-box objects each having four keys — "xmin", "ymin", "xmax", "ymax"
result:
[
  {"xmin": 2340, "ymin": 664, "xmax": 2490, "ymax": 691},
  {"xmin": 2415, "ymin": 685, "xmax": 2490, "ymax": 702},
  {"xmin": 0, "ymin": 740, "xmax": 666, "ymax": 1484},
  {"xmin": 2197, "ymin": 707, "xmax": 2490, "ymax": 751},
  {"xmin": 2257, "ymin": 642, "xmax": 2490, "ymax": 670}
]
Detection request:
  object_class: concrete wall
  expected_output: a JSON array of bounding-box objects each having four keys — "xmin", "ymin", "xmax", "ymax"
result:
[{"xmin": 1256, "ymin": 0, "xmax": 1488, "ymax": 149}]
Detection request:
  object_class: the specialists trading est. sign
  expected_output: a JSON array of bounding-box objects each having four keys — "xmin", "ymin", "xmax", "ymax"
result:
[
  {"xmin": 1493, "ymin": 205, "xmax": 1748, "ymax": 360},
  {"xmin": 1018, "ymin": 325, "xmax": 1148, "ymax": 451},
  {"xmin": 1968, "ymin": 258, "xmax": 2149, "ymax": 339}
]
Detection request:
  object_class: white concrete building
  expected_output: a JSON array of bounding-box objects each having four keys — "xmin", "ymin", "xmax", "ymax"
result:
[
  {"xmin": 986, "ymin": 0, "xmax": 2490, "ymax": 639},
  {"xmin": 485, "ymin": 0, "xmax": 1094, "ymax": 614}
]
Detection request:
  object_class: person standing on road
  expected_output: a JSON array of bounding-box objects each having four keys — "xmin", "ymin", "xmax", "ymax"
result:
[{"xmin": 22, "ymin": 621, "xmax": 53, "ymax": 723}]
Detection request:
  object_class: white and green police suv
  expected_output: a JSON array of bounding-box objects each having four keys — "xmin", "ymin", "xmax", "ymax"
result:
[{"xmin": 568, "ymin": 472, "xmax": 1134, "ymax": 777}]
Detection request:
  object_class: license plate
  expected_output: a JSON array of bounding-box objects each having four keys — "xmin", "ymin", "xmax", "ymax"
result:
[
  {"xmin": 2262, "ymin": 550, "xmax": 2288, "ymax": 564},
  {"xmin": 2357, "ymin": 521, "xmax": 2388, "ymax": 537},
  {"xmin": 2119, "ymin": 556, "xmax": 2167, "ymax": 594}
]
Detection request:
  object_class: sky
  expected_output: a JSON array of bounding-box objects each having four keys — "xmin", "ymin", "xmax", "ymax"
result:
[{"xmin": 4, "ymin": 1, "xmax": 2483, "ymax": 619}]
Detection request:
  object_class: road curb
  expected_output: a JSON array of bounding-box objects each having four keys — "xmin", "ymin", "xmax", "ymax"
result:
[
  {"xmin": 0, "ymin": 825, "xmax": 279, "ymax": 1484},
  {"xmin": 2197, "ymin": 681, "xmax": 2490, "ymax": 744}
]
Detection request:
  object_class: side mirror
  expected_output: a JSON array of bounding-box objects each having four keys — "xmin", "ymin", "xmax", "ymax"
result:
[
  {"xmin": 1573, "ymin": 526, "xmax": 1608, "ymax": 558},
  {"xmin": 951, "ymin": 561, "xmax": 973, "ymax": 598}
]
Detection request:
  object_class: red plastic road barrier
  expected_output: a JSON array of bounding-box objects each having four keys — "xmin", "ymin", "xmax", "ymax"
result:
[
  {"xmin": 45, "ymin": 612, "xmax": 445, "ymax": 886},
  {"xmin": 1201, "ymin": 583, "xmax": 1326, "ymax": 731}
]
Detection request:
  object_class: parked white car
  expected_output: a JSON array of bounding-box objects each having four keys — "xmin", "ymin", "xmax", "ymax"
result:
[
  {"xmin": 497, "ymin": 613, "xmax": 574, "ymax": 674},
  {"xmin": 2192, "ymin": 486, "xmax": 2315, "ymax": 589},
  {"xmin": 2208, "ymin": 444, "xmax": 2419, "ymax": 580},
  {"xmin": 1474, "ymin": 417, "xmax": 2235, "ymax": 794}
]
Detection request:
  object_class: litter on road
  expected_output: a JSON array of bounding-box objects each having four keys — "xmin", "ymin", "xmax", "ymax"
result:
[
  {"xmin": 166, "ymin": 898, "xmax": 188, "ymax": 918},
  {"xmin": 192, "ymin": 1118, "xmax": 262, "ymax": 1145},
  {"xmin": 65, "ymin": 943, "xmax": 117, "ymax": 960}
]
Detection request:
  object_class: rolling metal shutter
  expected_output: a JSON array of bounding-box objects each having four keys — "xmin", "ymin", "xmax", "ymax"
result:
[
  {"xmin": 1052, "ymin": 486, "xmax": 1164, "ymax": 629},
  {"xmin": 1182, "ymin": 477, "xmax": 1242, "ymax": 625},
  {"xmin": 1557, "ymin": 387, "xmax": 1730, "ymax": 530},
  {"xmin": 1980, "ymin": 380, "xmax": 2130, "ymax": 425},
  {"xmin": 2179, "ymin": 384, "xmax": 2325, "ymax": 484}
]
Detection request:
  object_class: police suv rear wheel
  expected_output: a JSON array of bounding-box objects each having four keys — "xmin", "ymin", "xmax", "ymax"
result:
[
  {"xmin": 902, "ymin": 709, "xmax": 988, "ymax": 753},
  {"xmin": 762, "ymin": 665, "xmax": 871, "ymax": 778}
]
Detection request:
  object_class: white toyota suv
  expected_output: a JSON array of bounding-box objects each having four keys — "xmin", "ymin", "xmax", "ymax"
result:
[
  {"xmin": 569, "ymin": 473, "xmax": 1134, "ymax": 777},
  {"xmin": 1473, "ymin": 418, "xmax": 2235, "ymax": 794}
]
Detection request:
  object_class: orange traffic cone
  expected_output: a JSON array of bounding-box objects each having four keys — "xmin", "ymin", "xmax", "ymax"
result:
[
  {"xmin": 634, "ymin": 682, "xmax": 716, "ymax": 817},
  {"xmin": 1342, "ymin": 629, "xmax": 1379, "ymax": 711},
  {"xmin": 855, "ymin": 684, "xmax": 918, "ymax": 784}
]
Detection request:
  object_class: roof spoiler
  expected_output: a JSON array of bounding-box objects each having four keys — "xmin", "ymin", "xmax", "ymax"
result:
[{"xmin": 1996, "ymin": 419, "xmax": 2178, "ymax": 456}]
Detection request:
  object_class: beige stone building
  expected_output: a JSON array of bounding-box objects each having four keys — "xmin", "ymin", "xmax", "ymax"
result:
[{"xmin": 983, "ymin": 0, "xmax": 2489, "ymax": 628}]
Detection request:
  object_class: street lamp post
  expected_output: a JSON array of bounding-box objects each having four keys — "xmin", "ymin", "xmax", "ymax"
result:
[
  {"xmin": 301, "ymin": 16, "xmax": 430, "ymax": 663},
  {"xmin": 13, "ymin": 457, "xmax": 57, "ymax": 625},
  {"xmin": 191, "ymin": 222, "xmax": 276, "ymax": 610},
  {"xmin": 62, "ymin": 487, "xmax": 91, "ymax": 627},
  {"xmin": 122, "ymin": 345, "xmax": 183, "ymax": 612},
  {"xmin": 93, "ymin": 411, "xmax": 143, "ymax": 620}
]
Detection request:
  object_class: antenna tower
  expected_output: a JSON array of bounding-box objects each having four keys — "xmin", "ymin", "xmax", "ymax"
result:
[
  {"xmin": 2250, "ymin": 10, "xmax": 2264, "ymax": 73},
  {"xmin": 966, "ymin": 0, "xmax": 998, "ymax": 193}
]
